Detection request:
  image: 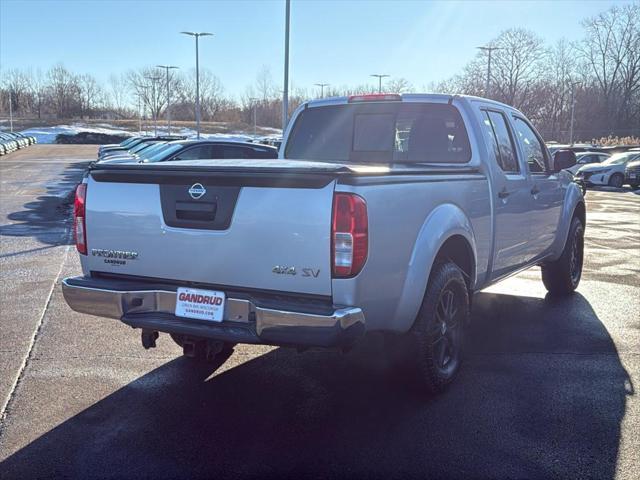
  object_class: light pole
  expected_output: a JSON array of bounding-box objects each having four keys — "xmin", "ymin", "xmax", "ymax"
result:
[
  {"xmin": 181, "ymin": 31, "xmax": 213, "ymax": 139},
  {"xmin": 282, "ymin": 0, "xmax": 291, "ymax": 130},
  {"xmin": 370, "ymin": 74, "xmax": 389, "ymax": 93},
  {"xmin": 314, "ymin": 83, "xmax": 329, "ymax": 98},
  {"xmin": 569, "ymin": 81, "xmax": 581, "ymax": 145},
  {"xmin": 145, "ymin": 75, "xmax": 162, "ymax": 136},
  {"xmin": 156, "ymin": 65, "xmax": 179, "ymax": 135},
  {"xmin": 477, "ymin": 45, "xmax": 500, "ymax": 98},
  {"xmin": 8, "ymin": 89, "xmax": 13, "ymax": 132},
  {"xmin": 249, "ymin": 97, "xmax": 259, "ymax": 137},
  {"xmin": 137, "ymin": 93, "xmax": 142, "ymax": 134}
]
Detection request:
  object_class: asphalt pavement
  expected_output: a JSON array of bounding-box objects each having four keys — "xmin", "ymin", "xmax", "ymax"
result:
[{"xmin": 0, "ymin": 146, "xmax": 638, "ymax": 479}]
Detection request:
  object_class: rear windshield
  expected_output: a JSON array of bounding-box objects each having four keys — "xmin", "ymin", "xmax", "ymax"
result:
[{"xmin": 285, "ymin": 102, "xmax": 471, "ymax": 163}]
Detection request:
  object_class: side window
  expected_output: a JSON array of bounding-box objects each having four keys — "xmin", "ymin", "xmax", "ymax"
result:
[
  {"xmin": 174, "ymin": 146, "xmax": 205, "ymax": 161},
  {"xmin": 481, "ymin": 110, "xmax": 519, "ymax": 173},
  {"xmin": 512, "ymin": 117, "xmax": 548, "ymax": 173}
]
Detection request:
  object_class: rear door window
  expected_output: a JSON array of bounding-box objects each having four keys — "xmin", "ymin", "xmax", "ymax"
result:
[
  {"xmin": 285, "ymin": 102, "xmax": 471, "ymax": 164},
  {"xmin": 481, "ymin": 110, "xmax": 519, "ymax": 173}
]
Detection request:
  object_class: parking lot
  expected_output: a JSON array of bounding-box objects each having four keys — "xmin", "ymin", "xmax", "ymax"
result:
[{"xmin": 0, "ymin": 145, "xmax": 638, "ymax": 479}]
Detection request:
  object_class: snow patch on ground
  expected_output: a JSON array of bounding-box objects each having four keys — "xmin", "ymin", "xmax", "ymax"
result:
[
  {"xmin": 20, "ymin": 124, "xmax": 133, "ymax": 144},
  {"xmin": 17, "ymin": 123, "xmax": 283, "ymax": 144}
]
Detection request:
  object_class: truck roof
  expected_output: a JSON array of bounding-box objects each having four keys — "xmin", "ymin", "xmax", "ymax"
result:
[{"xmin": 303, "ymin": 93, "xmax": 516, "ymax": 112}]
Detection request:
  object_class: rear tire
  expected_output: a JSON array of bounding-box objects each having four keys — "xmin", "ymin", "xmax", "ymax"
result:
[
  {"xmin": 391, "ymin": 262, "xmax": 469, "ymax": 394},
  {"xmin": 541, "ymin": 216, "xmax": 584, "ymax": 295},
  {"xmin": 608, "ymin": 173, "xmax": 624, "ymax": 188}
]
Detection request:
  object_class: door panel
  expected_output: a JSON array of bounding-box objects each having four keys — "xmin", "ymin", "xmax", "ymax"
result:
[
  {"xmin": 511, "ymin": 116, "xmax": 564, "ymax": 258},
  {"xmin": 480, "ymin": 110, "xmax": 532, "ymax": 279}
]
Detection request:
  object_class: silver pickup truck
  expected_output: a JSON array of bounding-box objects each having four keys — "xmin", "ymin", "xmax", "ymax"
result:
[{"xmin": 63, "ymin": 94, "xmax": 584, "ymax": 392}]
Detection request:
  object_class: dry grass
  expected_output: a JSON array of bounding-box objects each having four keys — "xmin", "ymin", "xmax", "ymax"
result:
[{"xmin": 589, "ymin": 135, "xmax": 640, "ymax": 146}]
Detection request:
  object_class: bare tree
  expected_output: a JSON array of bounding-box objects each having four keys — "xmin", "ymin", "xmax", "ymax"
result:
[
  {"xmin": 387, "ymin": 77, "xmax": 415, "ymax": 93},
  {"xmin": 108, "ymin": 74, "xmax": 129, "ymax": 116},
  {"xmin": 255, "ymin": 65, "xmax": 277, "ymax": 102},
  {"xmin": 78, "ymin": 74, "xmax": 101, "ymax": 118},
  {"xmin": 126, "ymin": 67, "xmax": 166, "ymax": 121},
  {"xmin": 1, "ymin": 69, "xmax": 30, "ymax": 113},
  {"xmin": 490, "ymin": 28, "xmax": 546, "ymax": 110},
  {"xmin": 48, "ymin": 63, "xmax": 80, "ymax": 118}
]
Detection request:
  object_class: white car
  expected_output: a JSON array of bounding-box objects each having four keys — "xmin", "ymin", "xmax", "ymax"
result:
[
  {"xmin": 565, "ymin": 151, "xmax": 610, "ymax": 175},
  {"xmin": 575, "ymin": 151, "xmax": 640, "ymax": 188}
]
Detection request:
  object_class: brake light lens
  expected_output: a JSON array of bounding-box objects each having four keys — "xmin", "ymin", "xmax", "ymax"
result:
[
  {"xmin": 348, "ymin": 93, "xmax": 402, "ymax": 103},
  {"xmin": 332, "ymin": 193, "xmax": 368, "ymax": 277},
  {"xmin": 74, "ymin": 183, "xmax": 87, "ymax": 255}
]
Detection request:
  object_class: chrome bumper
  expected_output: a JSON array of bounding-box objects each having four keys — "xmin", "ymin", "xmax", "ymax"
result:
[{"xmin": 61, "ymin": 277, "xmax": 365, "ymax": 347}]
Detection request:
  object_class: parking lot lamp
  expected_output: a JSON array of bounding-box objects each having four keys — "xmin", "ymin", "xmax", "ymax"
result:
[
  {"xmin": 156, "ymin": 65, "xmax": 179, "ymax": 135},
  {"xmin": 282, "ymin": 0, "xmax": 291, "ymax": 131},
  {"xmin": 180, "ymin": 32, "xmax": 213, "ymax": 139},
  {"xmin": 370, "ymin": 74, "xmax": 389, "ymax": 93},
  {"xmin": 477, "ymin": 45, "xmax": 500, "ymax": 98},
  {"xmin": 145, "ymin": 75, "xmax": 162, "ymax": 136},
  {"xmin": 314, "ymin": 83, "xmax": 329, "ymax": 98},
  {"xmin": 249, "ymin": 97, "xmax": 259, "ymax": 137},
  {"xmin": 8, "ymin": 89, "xmax": 13, "ymax": 132},
  {"xmin": 569, "ymin": 81, "xmax": 581, "ymax": 145}
]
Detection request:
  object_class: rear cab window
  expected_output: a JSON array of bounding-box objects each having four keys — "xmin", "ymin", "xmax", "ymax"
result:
[{"xmin": 285, "ymin": 102, "xmax": 471, "ymax": 164}]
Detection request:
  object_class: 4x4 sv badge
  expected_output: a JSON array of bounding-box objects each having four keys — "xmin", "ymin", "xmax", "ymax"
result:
[{"xmin": 272, "ymin": 266, "xmax": 320, "ymax": 277}]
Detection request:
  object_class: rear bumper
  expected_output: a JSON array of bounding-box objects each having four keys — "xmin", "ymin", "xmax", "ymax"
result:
[{"xmin": 61, "ymin": 276, "xmax": 365, "ymax": 347}]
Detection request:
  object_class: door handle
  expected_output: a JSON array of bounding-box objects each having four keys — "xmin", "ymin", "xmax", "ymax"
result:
[
  {"xmin": 531, "ymin": 185, "xmax": 540, "ymax": 195},
  {"xmin": 498, "ymin": 188, "xmax": 511, "ymax": 199}
]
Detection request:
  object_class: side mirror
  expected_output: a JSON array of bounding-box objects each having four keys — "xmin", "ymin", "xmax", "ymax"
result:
[{"xmin": 552, "ymin": 149, "xmax": 576, "ymax": 173}]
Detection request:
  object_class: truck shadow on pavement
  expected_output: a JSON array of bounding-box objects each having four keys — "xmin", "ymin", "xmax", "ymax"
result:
[
  {"xmin": 0, "ymin": 291, "xmax": 632, "ymax": 479},
  {"xmin": 0, "ymin": 161, "xmax": 89, "ymax": 252}
]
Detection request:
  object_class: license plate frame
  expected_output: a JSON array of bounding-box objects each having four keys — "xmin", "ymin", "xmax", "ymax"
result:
[{"xmin": 175, "ymin": 287, "xmax": 225, "ymax": 322}]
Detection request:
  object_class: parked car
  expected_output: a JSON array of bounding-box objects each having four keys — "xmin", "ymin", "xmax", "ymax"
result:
[
  {"xmin": 0, "ymin": 133, "xmax": 19, "ymax": 153},
  {"xmin": 575, "ymin": 151, "xmax": 640, "ymax": 188},
  {"xmin": 625, "ymin": 159, "xmax": 640, "ymax": 189},
  {"xmin": 97, "ymin": 136, "xmax": 141, "ymax": 156},
  {"xmin": 99, "ymin": 139, "xmax": 168, "ymax": 161},
  {"xmin": 98, "ymin": 135, "xmax": 185, "ymax": 160},
  {"xmin": 14, "ymin": 132, "xmax": 37, "ymax": 145},
  {"xmin": 5, "ymin": 132, "xmax": 28, "ymax": 149},
  {"xmin": 141, "ymin": 140, "xmax": 279, "ymax": 162},
  {"xmin": 565, "ymin": 151, "xmax": 610, "ymax": 175},
  {"xmin": 97, "ymin": 141, "xmax": 171, "ymax": 164},
  {"xmin": 0, "ymin": 142, "xmax": 5, "ymax": 155},
  {"xmin": 62, "ymin": 93, "xmax": 584, "ymax": 393}
]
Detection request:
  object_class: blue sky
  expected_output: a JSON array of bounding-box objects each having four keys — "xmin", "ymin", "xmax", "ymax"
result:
[{"xmin": 0, "ymin": 0, "xmax": 629, "ymax": 98}]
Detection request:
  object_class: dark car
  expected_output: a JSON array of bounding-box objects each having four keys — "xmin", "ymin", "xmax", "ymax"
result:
[
  {"xmin": 141, "ymin": 140, "xmax": 278, "ymax": 163},
  {"xmin": 625, "ymin": 159, "xmax": 640, "ymax": 189},
  {"xmin": 98, "ymin": 135, "xmax": 186, "ymax": 159}
]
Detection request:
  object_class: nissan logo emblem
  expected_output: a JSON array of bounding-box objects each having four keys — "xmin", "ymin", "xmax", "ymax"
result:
[{"xmin": 188, "ymin": 183, "xmax": 206, "ymax": 199}]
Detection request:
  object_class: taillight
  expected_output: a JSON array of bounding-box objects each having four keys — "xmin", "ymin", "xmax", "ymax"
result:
[
  {"xmin": 332, "ymin": 193, "xmax": 368, "ymax": 278},
  {"xmin": 74, "ymin": 183, "xmax": 87, "ymax": 255}
]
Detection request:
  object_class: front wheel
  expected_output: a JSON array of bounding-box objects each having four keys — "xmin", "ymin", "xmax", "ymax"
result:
[
  {"xmin": 541, "ymin": 216, "xmax": 584, "ymax": 295},
  {"xmin": 391, "ymin": 262, "xmax": 470, "ymax": 394},
  {"xmin": 608, "ymin": 173, "xmax": 624, "ymax": 188}
]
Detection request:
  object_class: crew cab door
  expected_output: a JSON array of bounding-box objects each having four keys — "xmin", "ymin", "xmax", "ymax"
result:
[
  {"xmin": 511, "ymin": 116, "xmax": 564, "ymax": 259},
  {"xmin": 480, "ymin": 109, "xmax": 532, "ymax": 279}
]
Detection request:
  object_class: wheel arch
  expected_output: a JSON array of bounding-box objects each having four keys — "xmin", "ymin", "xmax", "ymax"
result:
[{"xmin": 391, "ymin": 203, "xmax": 477, "ymax": 333}]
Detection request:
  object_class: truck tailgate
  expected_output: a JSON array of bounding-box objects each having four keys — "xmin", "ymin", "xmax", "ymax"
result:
[{"xmin": 82, "ymin": 163, "xmax": 340, "ymax": 296}]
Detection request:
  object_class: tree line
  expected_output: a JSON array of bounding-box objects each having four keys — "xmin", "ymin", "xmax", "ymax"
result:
[{"xmin": 1, "ymin": 3, "xmax": 638, "ymax": 142}]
